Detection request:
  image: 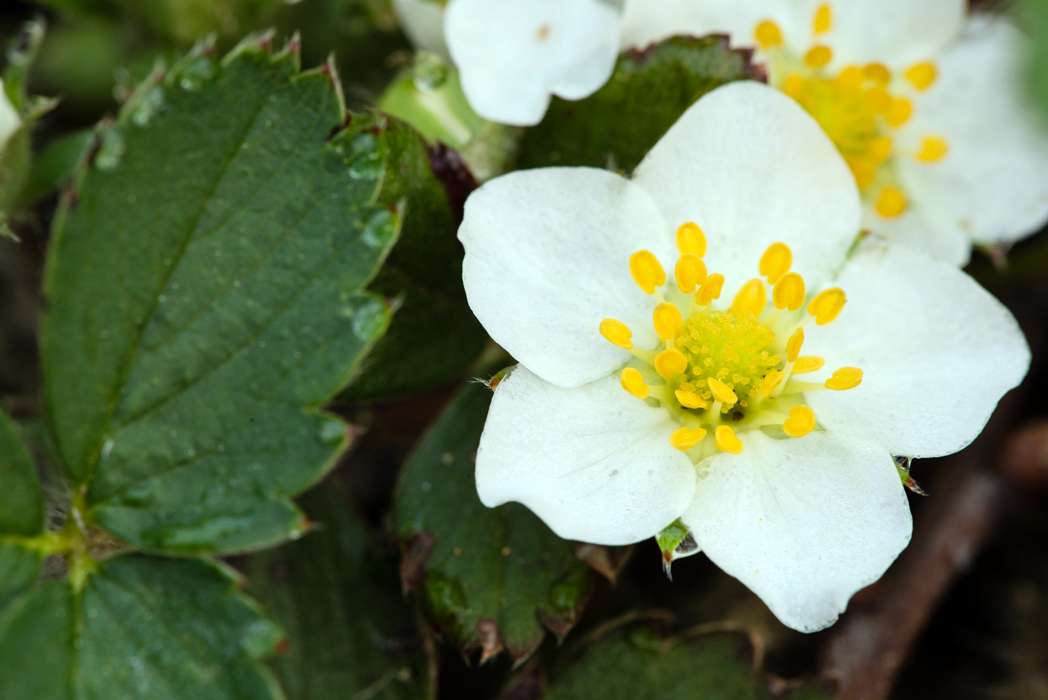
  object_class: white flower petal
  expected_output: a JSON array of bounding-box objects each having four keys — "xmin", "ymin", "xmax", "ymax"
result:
[
  {"xmin": 862, "ymin": 203, "xmax": 971, "ymax": 266},
  {"xmin": 682, "ymin": 430, "xmax": 911, "ymax": 633},
  {"xmin": 460, "ymin": 167, "xmax": 673, "ymax": 389},
  {"xmin": 806, "ymin": 239, "xmax": 1030, "ymax": 458},
  {"xmin": 633, "ymin": 81, "xmax": 861, "ymax": 291},
  {"xmin": 476, "ymin": 367, "xmax": 696, "ymax": 546},
  {"xmin": 894, "ymin": 17, "xmax": 1048, "ymax": 250},
  {"xmin": 0, "ymin": 79, "xmax": 20, "ymax": 152},
  {"xmin": 827, "ymin": 0, "xmax": 966, "ymax": 68},
  {"xmin": 620, "ymin": 0, "xmax": 816, "ymax": 53},
  {"xmin": 445, "ymin": 0, "xmax": 621, "ymax": 126},
  {"xmin": 392, "ymin": 0, "xmax": 451, "ymax": 62}
]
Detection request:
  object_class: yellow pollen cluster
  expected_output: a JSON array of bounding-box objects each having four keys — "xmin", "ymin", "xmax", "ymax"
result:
[
  {"xmin": 600, "ymin": 223, "xmax": 864, "ymax": 458},
  {"xmin": 754, "ymin": 7, "xmax": 948, "ymax": 221}
]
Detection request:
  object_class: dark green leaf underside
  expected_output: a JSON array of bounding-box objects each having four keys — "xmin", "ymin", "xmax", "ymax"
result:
[
  {"xmin": 516, "ymin": 35, "xmax": 763, "ymax": 173},
  {"xmin": 394, "ymin": 382, "xmax": 590, "ymax": 659},
  {"xmin": 41, "ymin": 39, "xmax": 422, "ymax": 553},
  {"xmin": 248, "ymin": 488, "xmax": 430, "ymax": 700},
  {"xmin": 0, "ymin": 554, "xmax": 283, "ymax": 700},
  {"xmin": 0, "ymin": 408, "xmax": 44, "ymax": 609}
]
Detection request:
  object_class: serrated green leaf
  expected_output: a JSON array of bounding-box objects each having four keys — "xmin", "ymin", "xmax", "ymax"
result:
[
  {"xmin": 546, "ymin": 627, "xmax": 770, "ymax": 700},
  {"xmin": 516, "ymin": 36, "xmax": 762, "ymax": 172},
  {"xmin": 394, "ymin": 382, "xmax": 590, "ymax": 662},
  {"xmin": 248, "ymin": 487, "xmax": 431, "ymax": 700},
  {"xmin": 40, "ymin": 40, "xmax": 413, "ymax": 554},
  {"xmin": 0, "ymin": 407, "xmax": 44, "ymax": 609},
  {"xmin": 0, "ymin": 554, "xmax": 284, "ymax": 700}
]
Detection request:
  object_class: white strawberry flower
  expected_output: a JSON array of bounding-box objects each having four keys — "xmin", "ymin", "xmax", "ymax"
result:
[
  {"xmin": 459, "ymin": 81, "xmax": 1029, "ymax": 632},
  {"xmin": 391, "ymin": 0, "xmax": 622, "ymax": 126},
  {"xmin": 620, "ymin": 0, "xmax": 1048, "ymax": 265},
  {"xmin": 0, "ymin": 79, "xmax": 20, "ymax": 153}
]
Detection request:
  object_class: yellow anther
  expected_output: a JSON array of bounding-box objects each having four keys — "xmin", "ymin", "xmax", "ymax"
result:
[
  {"xmin": 916, "ymin": 136, "xmax": 949, "ymax": 162},
  {"xmin": 865, "ymin": 85, "xmax": 892, "ymax": 113},
  {"xmin": 813, "ymin": 4, "xmax": 831, "ymax": 34},
  {"xmin": 870, "ymin": 136, "xmax": 893, "ymax": 164},
  {"xmin": 783, "ymin": 73, "xmax": 806, "ymax": 99},
  {"xmin": 759, "ymin": 370, "xmax": 785, "ymax": 398},
  {"xmin": 850, "ymin": 160, "xmax": 875, "ymax": 189},
  {"xmin": 731, "ymin": 278, "xmax": 767, "ymax": 317},
  {"xmin": 805, "ymin": 45, "xmax": 833, "ymax": 68},
  {"xmin": 653, "ymin": 302, "xmax": 684, "ymax": 341},
  {"xmin": 782, "ymin": 405, "xmax": 816, "ymax": 438},
  {"xmin": 759, "ymin": 242, "xmax": 792, "ymax": 284},
  {"xmin": 654, "ymin": 348, "xmax": 687, "ymax": 378},
  {"xmin": 620, "ymin": 368, "xmax": 649, "ymax": 399},
  {"xmin": 791, "ymin": 356, "xmax": 825, "ymax": 374},
  {"xmin": 807, "ymin": 287, "xmax": 846, "ymax": 325},
  {"xmin": 876, "ymin": 187, "xmax": 907, "ymax": 218},
  {"xmin": 835, "ymin": 66, "xmax": 863, "ymax": 92},
  {"xmin": 674, "ymin": 254, "xmax": 707, "ymax": 293},
  {"xmin": 707, "ymin": 377, "xmax": 737, "ymax": 405},
  {"xmin": 715, "ymin": 425, "xmax": 744, "ymax": 455},
  {"xmin": 676, "ymin": 222, "xmax": 706, "ymax": 257},
  {"xmin": 904, "ymin": 61, "xmax": 937, "ymax": 90},
  {"xmin": 670, "ymin": 426, "xmax": 707, "ymax": 452},
  {"xmin": 754, "ymin": 20, "xmax": 783, "ymax": 48},
  {"xmin": 695, "ymin": 273, "xmax": 725, "ymax": 306},
  {"xmin": 599, "ymin": 318, "xmax": 633, "ymax": 349},
  {"xmin": 629, "ymin": 250, "xmax": 666, "ymax": 295},
  {"xmin": 674, "ymin": 389, "xmax": 707, "ymax": 409},
  {"xmin": 825, "ymin": 367, "xmax": 863, "ymax": 390},
  {"xmin": 786, "ymin": 328, "xmax": 804, "ymax": 363},
  {"xmin": 886, "ymin": 97, "xmax": 913, "ymax": 127},
  {"xmin": 864, "ymin": 63, "xmax": 891, "ymax": 85},
  {"xmin": 772, "ymin": 272, "xmax": 806, "ymax": 311}
]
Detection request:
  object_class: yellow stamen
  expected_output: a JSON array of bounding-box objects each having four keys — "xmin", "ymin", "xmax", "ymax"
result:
[
  {"xmin": 782, "ymin": 405, "xmax": 816, "ymax": 438},
  {"xmin": 864, "ymin": 63, "xmax": 891, "ymax": 85},
  {"xmin": 599, "ymin": 318, "xmax": 633, "ymax": 349},
  {"xmin": 715, "ymin": 425, "xmax": 743, "ymax": 454},
  {"xmin": 886, "ymin": 97, "xmax": 912, "ymax": 127},
  {"xmin": 759, "ymin": 242, "xmax": 792, "ymax": 284},
  {"xmin": 805, "ymin": 45, "xmax": 832, "ymax": 68},
  {"xmin": 850, "ymin": 160, "xmax": 875, "ymax": 189},
  {"xmin": 754, "ymin": 20, "xmax": 783, "ymax": 49},
  {"xmin": 674, "ymin": 253, "xmax": 707, "ymax": 293},
  {"xmin": 654, "ymin": 349, "xmax": 687, "ymax": 378},
  {"xmin": 675, "ymin": 389, "xmax": 707, "ymax": 409},
  {"xmin": 786, "ymin": 328, "xmax": 804, "ymax": 363},
  {"xmin": 835, "ymin": 66, "xmax": 863, "ymax": 91},
  {"xmin": 825, "ymin": 367, "xmax": 863, "ymax": 390},
  {"xmin": 807, "ymin": 288, "xmax": 846, "ymax": 325},
  {"xmin": 865, "ymin": 85, "xmax": 892, "ymax": 113},
  {"xmin": 653, "ymin": 302, "xmax": 684, "ymax": 341},
  {"xmin": 783, "ymin": 73, "xmax": 806, "ymax": 99},
  {"xmin": 676, "ymin": 222, "xmax": 706, "ymax": 257},
  {"xmin": 707, "ymin": 377, "xmax": 738, "ymax": 405},
  {"xmin": 916, "ymin": 136, "xmax": 948, "ymax": 162},
  {"xmin": 904, "ymin": 61, "xmax": 937, "ymax": 90},
  {"xmin": 629, "ymin": 250, "xmax": 666, "ymax": 295},
  {"xmin": 695, "ymin": 273, "xmax": 724, "ymax": 306},
  {"xmin": 813, "ymin": 4, "xmax": 831, "ymax": 34},
  {"xmin": 620, "ymin": 368, "xmax": 649, "ymax": 399},
  {"xmin": 772, "ymin": 272, "xmax": 806, "ymax": 311},
  {"xmin": 791, "ymin": 356, "xmax": 825, "ymax": 374},
  {"xmin": 869, "ymin": 136, "xmax": 892, "ymax": 165},
  {"xmin": 876, "ymin": 187, "xmax": 907, "ymax": 218},
  {"xmin": 670, "ymin": 426, "xmax": 707, "ymax": 451},
  {"xmin": 759, "ymin": 370, "xmax": 785, "ymax": 398},
  {"xmin": 731, "ymin": 278, "xmax": 767, "ymax": 317}
]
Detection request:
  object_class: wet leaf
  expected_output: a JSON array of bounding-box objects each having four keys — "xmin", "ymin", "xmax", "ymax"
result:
[
  {"xmin": 41, "ymin": 37, "xmax": 416, "ymax": 554},
  {"xmin": 247, "ymin": 487, "xmax": 432, "ymax": 700},
  {"xmin": 0, "ymin": 554, "xmax": 284, "ymax": 700},
  {"xmin": 393, "ymin": 382, "xmax": 591, "ymax": 662},
  {"xmin": 516, "ymin": 35, "xmax": 763, "ymax": 172},
  {"xmin": 0, "ymin": 407, "xmax": 44, "ymax": 610}
]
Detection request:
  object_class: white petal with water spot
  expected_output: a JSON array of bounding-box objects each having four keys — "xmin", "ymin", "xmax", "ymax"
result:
[{"xmin": 682, "ymin": 429, "xmax": 911, "ymax": 633}]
